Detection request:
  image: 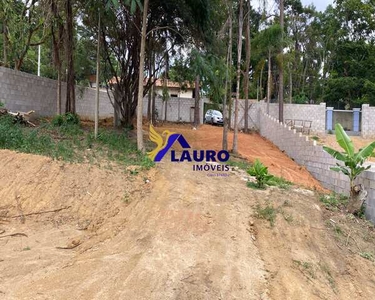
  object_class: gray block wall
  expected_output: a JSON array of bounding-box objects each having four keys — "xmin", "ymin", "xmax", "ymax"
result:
[
  {"xmin": 259, "ymin": 112, "xmax": 375, "ymax": 223},
  {"xmin": 361, "ymin": 104, "xmax": 375, "ymax": 138},
  {"xmin": 0, "ymin": 67, "xmax": 114, "ymax": 119},
  {"xmin": 258, "ymin": 101, "xmax": 327, "ymax": 133},
  {"xmin": 143, "ymin": 96, "xmax": 205, "ymax": 124}
]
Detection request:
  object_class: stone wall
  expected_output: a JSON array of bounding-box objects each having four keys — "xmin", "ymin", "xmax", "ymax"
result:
[
  {"xmin": 259, "ymin": 112, "xmax": 375, "ymax": 223},
  {"xmin": 0, "ymin": 67, "xmax": 114, "ymax": 119}
]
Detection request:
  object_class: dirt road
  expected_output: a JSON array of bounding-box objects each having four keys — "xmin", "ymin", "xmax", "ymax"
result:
[{"xmin": 1, "ymin": 150, "xmax": 375, "ymax": 299}]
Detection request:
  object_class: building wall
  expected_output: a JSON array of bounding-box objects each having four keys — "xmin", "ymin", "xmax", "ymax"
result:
[
  {"xmin": 362, "ymin": 104, "xmax": 375, "ymax": 138},
  {"xmin": 259, "ymin": 112, "xmax": 375, "ymax": 223},
  {"xmin": 143, "ymin": 96, "xmax": 204, "ymax": 124},
  {"xmin": 154, "ymin": 87, "xmax": 194, "ymax": 98},
  {"xmin": 0, "ymin": 67, "xmax": 114, "ymax": 120}
]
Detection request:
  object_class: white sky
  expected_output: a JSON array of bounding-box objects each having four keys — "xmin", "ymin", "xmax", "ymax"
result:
[{"xmin": 301, "ymin": 0, "xmax": 334, "ymax": 11}]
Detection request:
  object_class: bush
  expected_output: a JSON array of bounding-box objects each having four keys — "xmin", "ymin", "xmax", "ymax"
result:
[
  {"xmin": 247, "ymin": 159, "xmax": 273, "ymax": 188},
  {"xmin": 52, "ymin": 113, "xmax": 80, "ymax": 127},
  {"xmin": 0, "ymin": 102, "xmax": 4, "ymax": 108}
]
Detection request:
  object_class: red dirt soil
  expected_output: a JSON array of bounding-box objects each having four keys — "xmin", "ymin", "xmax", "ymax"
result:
[{"xmin": 150, "ymin": 123, "xmax": 324, "ymax": 191}]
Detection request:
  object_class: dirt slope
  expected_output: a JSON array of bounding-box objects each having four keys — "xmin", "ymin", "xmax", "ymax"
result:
[
  {"xmin": 0, "ymin": 150, "xmax": 267, "ymax": 299},
  {"xmin": 151, "ymin": 123, "xmax": 323, "ymax": 191},
  {"xmin": 1, "ymin": 150, "xmax": 375, "ymax": 299}
]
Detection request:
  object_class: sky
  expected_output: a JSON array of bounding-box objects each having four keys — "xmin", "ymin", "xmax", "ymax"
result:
[{"xmin": 301, "ymin": 0, "xmax": 334, "ymax": 11}]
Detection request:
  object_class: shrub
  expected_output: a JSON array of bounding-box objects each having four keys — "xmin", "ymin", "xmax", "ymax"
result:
[{"xmin": 247, "ymin": 159, "xmax": 273, "ymax": 188}]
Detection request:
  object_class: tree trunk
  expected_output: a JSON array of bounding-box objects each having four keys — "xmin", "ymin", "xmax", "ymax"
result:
[
  {"xmin": 65, "ymin": 0, "xmax": 76, "ymax": 113},
  {"xmin": 289, "ymin": 62, "xmax": 292, "ymax": 103},
  {"xmin": 233, "ymin": 0, "xmax": 244, "ymax": 154},
  {"xmin": 147, "ymin": 57, "xmax": 152, "ymax": 121},
  {"xmin": 95, "ymin": 13, "xmax": 101, "ymax": 139},
  {"xmin": 222, "ymin": 1, "xmax": 232, "ymax": 150},
  {"xmin": 194, "ymin": 75, "xmax": 200, "ymax": 127},
  {"xmin": 3, "ymin": 19, "xmax": 8, "ymax": 67},
  {"xmin": 227, "ymin": 2, "xmax": 233, "ymax": 130},
  {"xmin": 267, "ymin": 50, "xmax": 271, "ymax": 114},
  {"xmin": 260, "ymin": 64, "xmax": 264, "ymax": 100},
  {"xmin": 136, "ymin": 0, "xmax": 149, "ymax": 152},
  {"xmin": 151, "ymin": 84, "xmax": 156, "ymax": 124},
  {"xmin": 57, "ymin": 70, "xmax": 61, "ymax": 114},
  {"xmin": 244, "ymin": 0, "xmax": 251, "ymax": 133},
  {"xmin": 348, "ymin": 183, "xmax": 367, "ymax": 214},
  {"xmin": 278, "ymin": 0, "xmax": 284, "ymax": 122}
]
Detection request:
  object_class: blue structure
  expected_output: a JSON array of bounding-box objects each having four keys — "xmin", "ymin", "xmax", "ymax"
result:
[
  {"xmin": 353, "ymin": 108, "xmax": 361, "ymax": 132},
  {"xmin": 326, "ymin": 107, "xmax": 333, "ymax": 130}
]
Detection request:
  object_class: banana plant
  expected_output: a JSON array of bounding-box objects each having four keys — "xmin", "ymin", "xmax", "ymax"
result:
[
  {"xmin": 323, "ymin": 123, "xmax": 375, "ymax": 212},
  {"xmin": 247, "ymin": 159, "xmax": 274, "ymax": 188}
]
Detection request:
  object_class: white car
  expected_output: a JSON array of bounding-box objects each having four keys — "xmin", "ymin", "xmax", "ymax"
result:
[{"xmin": 204, "ymin": 109, "xmax": 223, "ymax": 125}]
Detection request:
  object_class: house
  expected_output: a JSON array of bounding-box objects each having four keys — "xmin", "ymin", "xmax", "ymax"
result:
[
  {"xmin": 106, "ymin": 77, "xmax": 196, "ymax": 98},
  {"xmin": 152, "ymin": 79, "xmax": 196, "ymax": 98}
]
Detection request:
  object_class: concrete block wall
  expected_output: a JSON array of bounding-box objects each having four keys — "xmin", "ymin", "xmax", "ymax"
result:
[
  {"xmin": 258, "ymin": 101, "xmax": 327, "ymax": 133},
  {"xmin": 143, "ymin": 96, "xmax": 204, "ymax": 123},
  {"xmin": 259, "ymin": 112, "xmax": 375, "ymax": 223},
  {"xmin": 361, "ymin": 104, "xmax": 375, "ymax": 138},
  {"xmin": 0, "ymin": 67, "xmax": 114, "ymax": 119}
]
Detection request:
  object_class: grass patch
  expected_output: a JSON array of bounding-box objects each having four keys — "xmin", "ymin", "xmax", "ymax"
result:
[
  {"xmin": 359, "ymin": 251, "xmax": 374, "ymax": 261},
  {"xmin": 293, "ymin": 260, "xmax": 316, "ymax": 279},
  {"xmin": 319, "ymin": 193, "xmax": 348, "ymax": 210},
  {"xmin": 255, "ymin": 204, "xmax": 277, "ymax": 227},
  {"xmin": 0, "ymin": 114, "xmax": 154, "ymax": 169},
  {"xmin": 311, "ymin": 136, "xmax": 320, "ymax": 141},
  {"xmin": 267, "ymin": 176, "xmax": 292, "ymax": 189},
  {"xmin": 226, "ymin": 159, "xmax": 252, "ymax": 170}
]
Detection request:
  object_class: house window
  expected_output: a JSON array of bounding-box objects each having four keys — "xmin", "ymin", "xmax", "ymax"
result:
[
  {"xmin": 192, "ymin": 89, "xmax": 195, "ymax": 99},
  {"xmin": 171, "ymin": 94, "xmax": 178, "ymax": 98}
]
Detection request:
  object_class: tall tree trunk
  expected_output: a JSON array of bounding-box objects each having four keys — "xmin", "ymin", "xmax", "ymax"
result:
[
  {"xmin": 65, "ymin": 0, "xmax": 75, "ymax": 113},
  {"xmin": 233, "ymin": 0, "xmax": 244, "ymax": 154},
  {"xmin": 289, "ymin": 62, "xmax": 292, "ymax": 103},
  {"xmin": 227, "ymin": 2, "xmax": 233, "ymax": 129},
  {"xmin": 147, "ymin": 56, "xmax": 152, "ymax": 121},
  {"xmin": 136, "ymin": 0, "xmax": 149, "ymax": 152},
  {"xmin": 94, "ymin": 13, "xmax": 101, "ymax": 139},
  {"xmin": 3, "ymin": 19, "xmax": 7, "ymax": 67},
  {"xmin": 278, "ymin": 0, "xmax": 284, "ymax": 122},
  {"xmin": 194, "ymin": 75, "xmax": 200, "ymax": 127},
  {"xmin": 244, "ymin": 0, "xmax": 251, "ymax": 133},
  {"xmin": 260, "ymin": 64, "xmax": 264, "ymax": 100},
  {"xmin": 57, "ymin": 70, "xmax": 61, "ymax": 114},
  {"xmin": 223, "ymin": 1, "xmax": 232, "ymax": 150},
  {"xmin": 267, "ymin": 50, "xmax": 271, "ymax": 114}
]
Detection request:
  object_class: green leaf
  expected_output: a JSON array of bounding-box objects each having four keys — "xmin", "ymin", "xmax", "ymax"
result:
[
  {"xmin": 130, "ymin": 0, "xmax": 137, "ymax": 14},
  {"xmin": 335, "ymin": 123, "xmax": 355, "ymax": 157},
  {"xmin": 330, "ymin": 167, "xmax": 341, "ymax": 172},
  {"xmin": 323, "ymin": 146, "xmax": 346, "ymax": 161},
  {"xmin": 355, "ymin": 141, "xmax": 375, "ymax": 160}
]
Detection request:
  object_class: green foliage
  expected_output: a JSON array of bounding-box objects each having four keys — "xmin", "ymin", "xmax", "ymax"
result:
[
  {"xmin": 0, "ymin": 114, "xmax": 153, "ymax": 168},
  {"xmin": 359, "ymin": 252, "xmax": 374, "ymax": 262},
  {"xmin": 247, "ymin": 159, "xmax": 273, "ymax": 188},
  {"xmin": 0, "ymin": 102, "xmax": 4, "ymax": 108},
  {"xmin": 323, "ymin": 123, "xmax": 375, "ymax": 191},
  {"xmin": 267, "ymin": 176, "xmax": 292, "ymax": 190},
  {"xmin": 319, "ymin": 193, "xmax": 349, "ymax": 210},
  {"xmin": 226, "ymin": 159, "xmax": 252, "ymax": 170},
  {"xmin": 255, "ymin": 204, "xmax": 277, "ymax": 227}
]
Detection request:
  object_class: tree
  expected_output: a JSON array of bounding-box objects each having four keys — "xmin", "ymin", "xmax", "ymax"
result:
[
  {"xmin": 136, "ymin": 0, "xmax": 149, "ymax": 151},
  {"xmin": 65, "ymin": 0, "xmax": 76, "ymax": 113},
  {"xmin": 232, "ymin": 0, "xmax": 244, "ymax": 154},
  {"xmin": 243, "ymin": 0, "xmax": 251, "ymax": 133}
]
